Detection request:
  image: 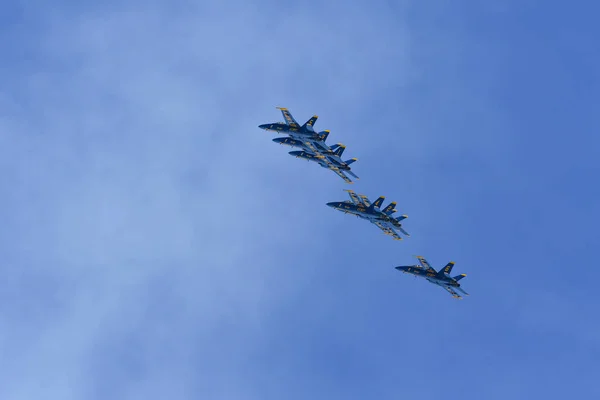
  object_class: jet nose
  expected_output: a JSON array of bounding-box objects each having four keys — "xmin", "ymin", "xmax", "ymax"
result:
[
  {"xmin": 326, "ymin": 202, "xmax": 337, "ymax": 208},
  {"xmin": 258, "ymin": 124, "xmax": 269, "ymax": 130}
]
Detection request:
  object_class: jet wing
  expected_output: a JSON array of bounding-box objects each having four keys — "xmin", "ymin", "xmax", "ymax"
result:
[
  {"xmin": 317, "ymin": 157, "xmax": 353, "ymax": 183},
  {"xmin": 329, "ymin": 166, "xmax": 353, "ymax": 184},
  {"xmin": 311, "ymin": 141, "xmax": 332, "ymax": 153},
  {"xmin": 374, "ymin": 221, "xmax": 403, "ymax": 241},
  {"xmin": 415, "ymin": 256, "xmax": 436, "ymax": 272},
  {"xmin": 442, "ymin": 285, "xmax": 463, "ymax": 299},
  {"xmin": 302, "ymin": 141, "xmax": 327, "ymax": 159},
  {"xmin": 358, "ymin": 195, "xmax": 372, "ymax": 207},
  {"xmin": 305, "ymin": 138, "xmax": 336, "ymax": 154},
  {"xmin": 276, "ymin": 107, "xmax": 299, "ymax": 127},
  {"xmin": 344, "ymin": 189, "xmax": 364, "ymax": 205}
]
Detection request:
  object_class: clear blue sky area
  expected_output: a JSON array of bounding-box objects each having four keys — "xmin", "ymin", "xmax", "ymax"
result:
[{"xmin": 1, "ymin": 1, "xmax": 598, "ymax": 399}]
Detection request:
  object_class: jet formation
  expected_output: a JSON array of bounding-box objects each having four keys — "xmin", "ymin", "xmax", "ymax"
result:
[
  {"xmin": 327, "ymin": 190, "xmax": 410, "ymax": 241},
  {"xmin": 258, "ymin": 107, "xmax": 359, "ymax": 183},
  {"xmin": 259, "ymin": 107, "xmax": 469, "ymax": 299}
]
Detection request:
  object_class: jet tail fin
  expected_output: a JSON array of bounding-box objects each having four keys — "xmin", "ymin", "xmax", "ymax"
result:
[
  {"xmin": 453, "ymin": 273, "xmax": 467, "ymax": 282},
  {"xmin": 382, "ymin": 202, "xmax": 397, "ymax": 214},
  {"xmin": 371, "ymin": 196, "xmax": 385, "ymax": 209},
  {"xmin": 302, "ymin": 115, "xmax": 318, "ymax": 130},
  {"xmin": 440, "ymin": 262, "xmax": 455, "ymax": 275},
  {"xmin": 317, "ymin": 130, "xmax": 330, "ymax": 141},
  {"xmin": 333, "ymin": 145, "xmax": 346, "ymax": 157}
]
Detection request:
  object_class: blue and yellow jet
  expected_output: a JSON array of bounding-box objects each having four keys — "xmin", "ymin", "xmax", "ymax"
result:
[
  {"xmin": 289, "ymin": 144, "xmax": 359, "ymax": 184},
  {"xmin": 259, "ymin": 107, "xmax": 359, "ymax": 183},
  {"xmin": 259, "ymin": 106, "xmax": 322, "ymax": 136},
  {"xmin": 395, "ymin": 256, "xmax": 469, "ymax": 299},
  {"xmin": 326, "ymin": 190, "xmax": 409, "ymax": 240}
]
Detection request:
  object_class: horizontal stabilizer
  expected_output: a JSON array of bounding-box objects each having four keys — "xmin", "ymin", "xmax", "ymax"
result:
[
  {"xmin": 346, "ymin": 170, "xmax": 359, "ymax": 179},
  {"xmin": 396, "ymin": 214, "xmax": 408, "ymax": 222},
  {"xmin": 441, "ymin": 262, "xmax": 455, "ymax": 275},
  {"xmin": 453, "ymin": 273, "xmax": 467, "ymax": 282},
  {"xmin": 345, "ymin": 158, "xmax": 358, "ymax": 165},
  {"xmin": 456, "ymin": 286, "xmax": 469, "ymax": 296}
]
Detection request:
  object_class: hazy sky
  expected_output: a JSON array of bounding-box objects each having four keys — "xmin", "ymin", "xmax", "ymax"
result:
[{"xmin": 1, "ymin": 1, "xmax": 599, "ymax": 399}]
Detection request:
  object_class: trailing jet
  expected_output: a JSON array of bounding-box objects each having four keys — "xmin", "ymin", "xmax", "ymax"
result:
[
  {"xmin": 272, "ymin": 134, "xmax": 340, "ymax": 158},
  {"xmin": 326, "ymin": 190, "xmax": 409, "ymax": 240},
  {"xmin": 395, "ymin": 256, "xmax": 469, "ymax": 299},
  {"xmin": 289, "ymin": 144, "xmax": 359, "ymax": 184}
]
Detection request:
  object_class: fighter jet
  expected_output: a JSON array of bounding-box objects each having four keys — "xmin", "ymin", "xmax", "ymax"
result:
[
  {"xmin": 259, "ymin": 106, "xmax": 328, "ymax": 142},
  {"xmin": 326, "ymin": 190, "xmax": 409, "ymax": 240},
  {"xmin": 395, "ymin": 256, "xmax": 469, "ymax": 299},
  {"xmin": 289, "ymin": 144, "xmax": 359, "ymax": 184},
  {"xmin": 259, "ymin": 107, "xmax": 359, "ymax": 183},
  {"xmin": 272, "ymin": 134, "xmax": 341, "ymax": 158}
]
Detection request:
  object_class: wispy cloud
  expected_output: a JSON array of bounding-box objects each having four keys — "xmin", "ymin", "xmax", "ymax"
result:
[
  {"xmin": 0, "ymin": 1, "xmax": 411, "ymax": 399},
  {"xmin": 3, "ymin": 1, "xmax": 598, "ymax": 399}
]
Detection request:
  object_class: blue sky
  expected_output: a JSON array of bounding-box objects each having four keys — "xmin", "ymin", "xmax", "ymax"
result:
[{"xmin": 1, "ymin": 1, "xmax": 599, "ymax": 399}]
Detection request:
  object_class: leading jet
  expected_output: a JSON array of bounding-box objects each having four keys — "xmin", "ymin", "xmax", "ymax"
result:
[
  {"xmin": 259, "ymin": 106, "xmax": 322, "ymax": 137},
  {"xmin": 259, "ymin": 107, "xmax": 335, "ymax": 154},
  {"xmin": 395, "ymin": 256, "xmax": 469, "ymax": 299},
  {"xmin": 326, "ymin": 190, "xmax": 409, "ymax": 240}
]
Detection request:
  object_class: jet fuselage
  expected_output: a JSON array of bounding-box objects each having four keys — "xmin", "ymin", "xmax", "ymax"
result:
[
  {"xmin": 395, "ymin": 266, "xmax": 461, "ymax": 287},
  {"xmin": 258, "ymin": 123, "xmax": 314, "ymax": 135},
  {"xmin": 326, "ymin": 201, "xmax": 401, "ymax": 225},
  {"xmin": 273, "ymin": 138, "xmax": 335, "ymax": 157}
]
